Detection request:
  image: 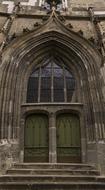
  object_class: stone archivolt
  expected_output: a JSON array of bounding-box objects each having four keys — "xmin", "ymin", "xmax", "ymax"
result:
[{"xmin": 0, "ymin": 9, "xmax": 105, "ymax": 173}]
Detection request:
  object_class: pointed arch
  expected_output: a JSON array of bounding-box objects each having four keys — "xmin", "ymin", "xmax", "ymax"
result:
[{"xmin": 0, "ymin": 25, "xmax": 104, "ymax": 143}]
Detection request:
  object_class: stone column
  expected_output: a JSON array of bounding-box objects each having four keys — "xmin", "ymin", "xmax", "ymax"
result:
[{"xmin": 49, "ymin": 113, "xmax": 57, "ymax": 163}]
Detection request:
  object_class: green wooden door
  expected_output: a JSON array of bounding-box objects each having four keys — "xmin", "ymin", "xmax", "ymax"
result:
[
  {"xmin": 24, "ymin": 114, "xmax": 48, "ymax": 162},
  {"xmin": 57, "ymin": 113, "xmax": 81, "ymax": 163}
]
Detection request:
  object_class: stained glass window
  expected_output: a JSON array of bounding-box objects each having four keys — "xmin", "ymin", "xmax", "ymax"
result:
[{"xmin": 27, "ymin": 61, "xmax": 76, "ymax": 103}]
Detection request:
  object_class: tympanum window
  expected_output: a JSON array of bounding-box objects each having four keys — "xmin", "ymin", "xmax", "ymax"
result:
[{"xmin": 27, "ymin": 61, "xmax": 76, "ymax": 103}]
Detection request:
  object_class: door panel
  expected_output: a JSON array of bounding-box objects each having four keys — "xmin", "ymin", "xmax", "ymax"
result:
[
  {"xmin": 24, "ymin": 114, "xmax": 48, "ymax": 162},
  {"xmin": 57, "ymin": 113, "xmax": 81, "ymax": 163}
]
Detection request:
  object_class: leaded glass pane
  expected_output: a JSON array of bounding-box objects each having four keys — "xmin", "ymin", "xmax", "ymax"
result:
[
  {"xmin": 53, "ymin": 64, "xmax": 64, "ymax": 102},
  {"xmin": 54, "ymin": 78, "xmax": 64, "ymax": 102},
  {"xmin": 41, "ymin": 63, "xmax": 51, "ymax": 77},
  {"xmin": 66, "ymin": 71, "xmax": 75, "ymax": 102},
  {"xmin": 40, "ymin": 78, "xmax": 51, "ymax": 102},
  {"xmin": 26, "ymin": 61, "xmax": 76, "ymax": 103},
  {"xmin": 40, "ymin": 65, "xmax": 51, "ymax": 102},
  {"xmin": 27, "ymin": 70, "xmax": 39, "ymax": 103}
]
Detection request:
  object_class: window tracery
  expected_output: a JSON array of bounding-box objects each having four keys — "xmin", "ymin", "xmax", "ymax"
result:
[{"xmin": 27, "ymin": 60, "xmax": 76, "ymax": 103}]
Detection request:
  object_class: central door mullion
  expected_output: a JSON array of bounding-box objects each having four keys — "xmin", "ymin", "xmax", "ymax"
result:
[{"xmin": 49, "ymin": 113, "xmax": 57, "ymax": 163}]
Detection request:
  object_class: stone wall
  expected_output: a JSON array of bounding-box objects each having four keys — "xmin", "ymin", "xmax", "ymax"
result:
[
  {"xmin": 0, "ymin": 140, "xmax": 19, "ymax": 174},
  {"xmin": 65, "ymin": 20, "xmax": 96, "ymax": 39},
  {"xmin": 9, "ymin": 18, "xmax": 42, "ymax": 35},
  {"xmin": 0, "ymin": 0, "xmax": 105, "ymax": 43},
  {"xmin": 70, "ymin": 0, "xmax": 105, "ymax": 7}
]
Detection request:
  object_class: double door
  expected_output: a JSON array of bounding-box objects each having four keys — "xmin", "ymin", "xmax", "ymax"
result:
[{"xmin": 24, "ymin": 113, "xmax": 81, "ymax": 162}]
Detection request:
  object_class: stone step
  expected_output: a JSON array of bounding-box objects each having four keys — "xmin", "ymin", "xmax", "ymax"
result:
[
  {"xmin": 0, "ymin": 181, "xmax": 105, "ymax": 190},
  {"xmin": 97, "ymin": 176, "xmax": 105, "ymax": 182},
  {"xmin": 13, "ymin": 163, "xmax": 95, "ymax": 170},
  {"xmin": 0, "ymin": 163, "xmax": 104, "ymax": 190},
  {"xmin": 6, "ymin": 168, "xmax": 100, "ymax": 176},
  {"xmin": 0, "ymin": 174, "xmax": 103, "ymax": 183}
]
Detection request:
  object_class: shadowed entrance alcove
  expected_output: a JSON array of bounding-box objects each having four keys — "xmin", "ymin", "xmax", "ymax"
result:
[{"xmin": 24, "ymin": 55, "xmax": 81, "ymax": 163}]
